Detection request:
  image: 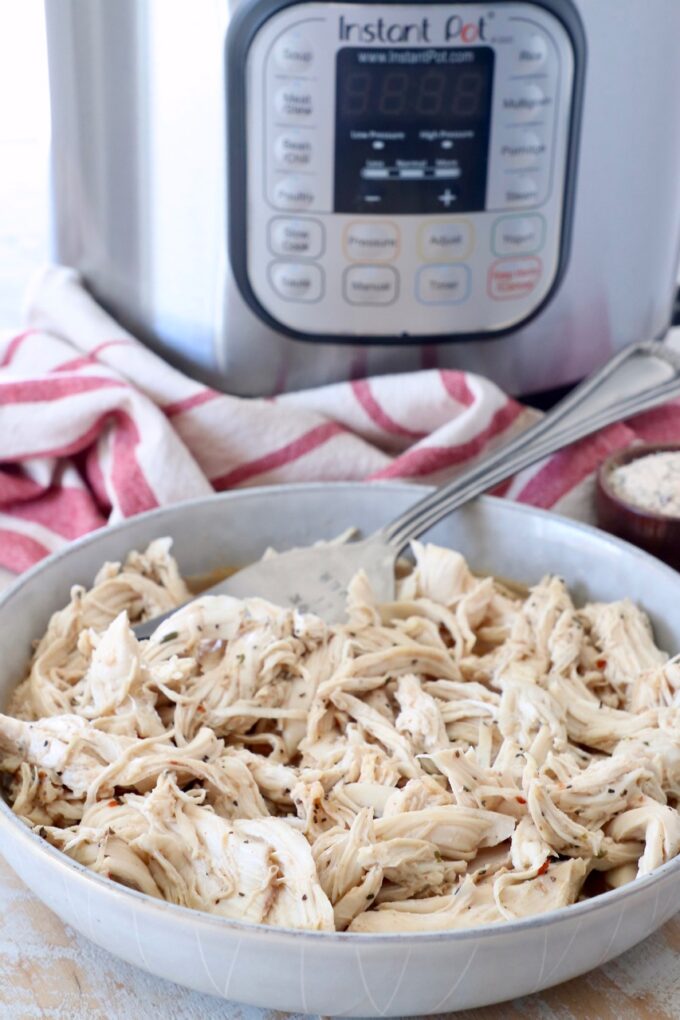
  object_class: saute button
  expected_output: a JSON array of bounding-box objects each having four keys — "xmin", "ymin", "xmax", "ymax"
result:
[
  {"xmin": 274, "ymin": 83, "xmax": 314, "ymax": 120},
  {"xmin": 488, "ymin": 256, "xmax": 542, "ymax": 300},
  {"xmin": 419, "ymin": 220, "xmax": 472, "ymax": 261},
  {"xmin": 513, "ymin": 33, "xmax": 548, "ymax": 73},
  {"xmin": 273, "ymin": 32, "xmax": 314, "ymax": 74},
  {"xmin": 269, "ymin": 261, "xmax": 323, "ymax": 302},
  {"xmin": 272, "ymin": 177, "xmax": 316, "ymax": 210},
  {"xmin": 501, "ymin": 84, "xmax": 551, "ymax": 121},
  {"xmin": 344, "ymin": 265, "xmax": 398, "ymax": 305},
  {"xmin": 274, "ymin": 132, "xmax": 313, "ymax": 169},
  {"xmin": 417, "ymin": 264, "xmax": 470, "ymax": 305},
  {"xmin": 492, "ymin": 214, "xmax": 545, "ymax": 256},
  {"xmin": 269, "ymin": 217, "xmax": 323, "ymax": 258},
  {"xmin": 344, "ymin": 222, "xmax": 399, "ymax": 262}
]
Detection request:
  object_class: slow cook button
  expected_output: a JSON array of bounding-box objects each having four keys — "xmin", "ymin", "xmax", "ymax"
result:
[
  {"xmin": 274, "ymin": 132, "xmax": 313, "ymax": 169},
  {"xmin": 269, "ymin": 217, "xmax": 323, "ymax": 258},
  {"xmin": 269, "ymin": 261, "xmax": 323, "ymax": 302},
  {"xmin": 417, "ymin": 264, "xmax": 470, "ymax": 305},
  {"xmin": 274, "ymin": 83, "xmax": 314, "ymax": 120},
  {"xmin": 419, "ymin": 220, "xmax": 472, "ymax": 261},
  {"xmin": 492, "ymin": 214, "xmax": 545, "ymax": 256},
  {"xmin": 501, "ymin": 84, "xmax": 552, "ymax": 121},
  {"xmin": 273, "ymin": 32, "xmax": 314, "ymax": 74},
  {"xmin": 344, "ymin": 265, "xmax": 398, "ymax": 305},
  {"xmin": 344, "ymin": 222, "xmax": 399, "ymax": 262},
  {"xmin": 488, "ymin": 256, "xmax": 542, "ymax": 300},
  {"xmin": 272, "ymin": 177, "xmax": 316, "ymax": 210}
]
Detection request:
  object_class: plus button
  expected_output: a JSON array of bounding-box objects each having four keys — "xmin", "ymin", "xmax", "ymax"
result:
[{"xmin": 437, "ymin": 188, "xmax": 457, "ymax": 207}]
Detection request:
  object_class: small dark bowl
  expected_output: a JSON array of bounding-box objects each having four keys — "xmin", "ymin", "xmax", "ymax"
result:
[{"xmin": 596, "ymin": 444, "xmax": 680, "ymax": 571}]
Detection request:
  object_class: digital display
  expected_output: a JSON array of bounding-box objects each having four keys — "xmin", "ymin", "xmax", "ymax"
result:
[{"xmin": 334, "ymin": 47, "xmax": 494, "ymax": 214}]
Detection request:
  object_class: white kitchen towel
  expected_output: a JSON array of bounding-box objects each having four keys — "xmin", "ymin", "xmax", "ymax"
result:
[{"xmin": 0, "ymin": 265, "xmax": 678, "ymax": 576}]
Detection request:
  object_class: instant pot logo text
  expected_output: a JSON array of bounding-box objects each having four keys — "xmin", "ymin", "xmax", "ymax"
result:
[{"xmin": 338, "ymin": 14, "xmax": 487, "ymax": 44}]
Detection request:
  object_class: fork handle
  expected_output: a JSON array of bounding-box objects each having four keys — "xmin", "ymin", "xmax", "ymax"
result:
[{"xmin": 382, "ymin": 339, "xmax": 680, "ymax": 552}]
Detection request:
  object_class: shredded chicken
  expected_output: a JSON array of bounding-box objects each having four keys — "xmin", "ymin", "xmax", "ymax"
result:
[{"xmin": 2, "ymin": 538, "xmax": 678, "ymax": 932}]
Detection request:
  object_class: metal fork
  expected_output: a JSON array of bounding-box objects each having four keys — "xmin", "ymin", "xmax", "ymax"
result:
[{"xmin": 135, "ymin": 338, "xmax": 680, "ymax": 636}]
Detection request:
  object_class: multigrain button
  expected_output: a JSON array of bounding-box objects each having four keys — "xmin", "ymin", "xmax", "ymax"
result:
[
  {"xmin": 273, "ymin": 32, "xmax": 314, "ymax": 74},
  {"xmin": 419, "ymin": 220, "xmax": 472, "ymax": 261},
  {"xmin": 344, "ymin": 265, "xmax": 398, "ymax": 305},
  {"xmin": 417, "ymin": 264, "xmax": 470, "ymax": 305},
  {"xmin": 492, "ymin": 214, "xmax": 545, "ymax": 256},
  {"xmin": 274, "ymin": 82, "xmax": 314, "ymax": 120},
  {"xmin": 514, "ymin": 33, "xmax": 548, "ymax": 73},
  {"xmin": 269, "ymin": 217, "xmax": 323, "ymax": 258},
  {"xmin": 344, "ymin": 222, "xmax": 399, "ymax": 262},
  {"xmin": 501, "ymin": 84, "xmax": 551, "ymax": 121},
  {"xmin": 269, "ymin": 261, "xmax": 323, "ymax": 302},
  {"xmin": 274, "ymin": 132, "xmax": 313, "ymax": 169},
  {"xmin": 272, "ymin": 176, "xmax": 316, "ymax": 210}
]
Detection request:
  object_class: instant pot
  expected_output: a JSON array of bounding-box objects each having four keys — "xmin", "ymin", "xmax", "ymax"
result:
[{"xmin": 45, "ymin": 1, "xmax": 680, "ymax": 396}]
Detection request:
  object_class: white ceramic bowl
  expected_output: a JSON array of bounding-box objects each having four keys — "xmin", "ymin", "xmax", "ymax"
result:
[{"xmin": 2, "ymin": 484, "xmax": 680, "ymax": 1016}]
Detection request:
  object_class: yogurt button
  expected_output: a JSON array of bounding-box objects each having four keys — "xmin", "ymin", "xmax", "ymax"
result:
[
  {"xmin": 344, "ymin": 222, "xmax": 399, "ymax": 262},
  {"xmin": 274, "ymin": 132, "xmax": 313, "ymax": 169},
  {"xmin": 273, "ymin": 33, "xmax": 314, "ymax": 74},
  {"xmin": 493, "ymin": 215, "xmax": 545, "ymax": 256},
  {"xmin": 269, "ymin": 217, "xmax": 323, "ymax": 258},
  {"xmin": 344, "ymin": 266, "xmax": 398, "ymax": 305},
  {"xmin": 270, "ymin": 261, "xmax": 323, "ymax": 302},
  {"xmin": 272, "ymin": 177, "xmax": 316, "ymax": 210}
]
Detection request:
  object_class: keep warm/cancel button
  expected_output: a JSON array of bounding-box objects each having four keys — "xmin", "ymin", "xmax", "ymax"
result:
[{"xmin": 488, "ymin": 256, "xmax": 542, "ymax": 300}]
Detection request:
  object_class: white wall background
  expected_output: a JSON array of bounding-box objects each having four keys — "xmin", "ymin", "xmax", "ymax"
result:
[{"xmin": 0, "ymin": 1, "xmax": 50, "ymax": 330}]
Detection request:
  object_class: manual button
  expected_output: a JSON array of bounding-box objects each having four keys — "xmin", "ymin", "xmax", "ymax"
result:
[
  {"xmin": 344, "ymin": 222, "xmax": 399, "ymax": 262},
  {"xmin": 344, "ymin": 265, "xmax": 398, "ymax": 305},
  {"xmin": 269, "ymin": 261, "xmax": 323, "ymax": 302},
  {"xmin": 419, "ymin": 220, "xmax": 472, "ymax": 261},
  {"xmin": 417, "ymin": 264, "xmax": 470, "ymax": 305}
]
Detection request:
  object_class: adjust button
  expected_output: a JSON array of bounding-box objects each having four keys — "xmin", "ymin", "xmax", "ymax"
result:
[
  {"xmin": 273, "ymin": 32, "xmax": 314, "ymax": 74},
  {"xmin": 269, "ymin": 217, "xmax": 323, "ymax": 258},
  {"xmin": 344, "ymin": 222, "xmax": 399, "ymax": 262},
  {"xmin": 488, "ymin": 257, "xmax": 542, "ymax": 300},
  {"xmin": 269, "ymin": 261, "xmax": 323, "ymax": 302},
  {"xmin": 274, "ymin": 82, "xmax": 314, "ymax": 120},
  {"xmin": 274, "ymin": 132, "xmax": 313, "ymax": 169},
  {"xmin": 419, "ymin": 220, "xmax": 472, "ymax": 262},
  {"xmin": 492, "ymin": 214, "xmax": 545, "ymax": 256},
  {"xmin": 417, "ymin": 264, "xmax": 470, "ymax": 305},
  {"xmin": 344, "ymin": 265, "xmax": 398, "ymax": 305},
  {"xmin": 272, "ymin": 176, "xmax": 316, "ymax": 210}
]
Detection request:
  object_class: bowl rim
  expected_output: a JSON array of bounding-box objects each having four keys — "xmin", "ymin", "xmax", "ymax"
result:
[
  {"xmin": 597, "ymin": 442, "xmax": 680, "ymax": 524},
  {"xmin": 2, "ymin": 481, "xmax": 680, "ymax": 945}
]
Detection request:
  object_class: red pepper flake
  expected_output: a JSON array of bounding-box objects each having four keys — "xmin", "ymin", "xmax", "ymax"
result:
[
  {"xmin": 537, "ymin": 859, "xmax": 550, "ymax": 876},
  {"xmin": 596, "ymin": 658, "xmax": 607, "ymax": 669},
  {"xmin": 197, "ymin": 705, "xmax": 206, "ymax": 714},
  {"xmin": 516, "ymin": 796, "xmax": 527, "ymax": 805},
  {"xmin": 108, "ymin": 800, "xmax": 118, "ymax": 808}
]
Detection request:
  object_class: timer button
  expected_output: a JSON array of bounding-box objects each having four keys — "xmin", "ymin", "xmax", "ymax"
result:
[
  {"xmin": 417, "ymin": 264, "xmax": 470, "ymax": 305},
  {"xmin": 492, "ymin": 214, "xmax": 545, "ymax": 256},
  {"xmin": 514, "ymin": 33, "xmax": 548, "ymax": 73},
  {"xmin": 344, "ymin": 222, "xmax": 400, "ymax": 262},
  {"xmin": 274, "ymin": 82, "xmax": 314, "ymax": 120},
  {"xmin": 269, "ymin": 261, "xmax": 323, "ymax": 302},
  {"xmin": 272, "ymin": 177, "xmax": 316, "ymax": 210},
  {"xmin": 344, "ymin": 265, "xmax": 398, "ymax": 306},
  {"xmin": 269, "ymin": 217, "xmax": 324, "ymax": 258},
  {"xmin": 499, "ymin": 130, "xmax": 546, "ymax": 169},
  {"xmin": 273, "ymin": 32, "xmax": 314, "ymax": 74},
  {"xmin": 501, "ymin": 84, "xmax": 551, "ymax": 122},
  {"xmin": 419, "ymin": 220, "xmax": 473, "ymax": 262},
  {"xmin": 503, "ymin": 176, "xmax": 541, "ymax": 207},
  {"xmin": 274, "ymin": 132, "xmax": 313, "ymax": 169}
]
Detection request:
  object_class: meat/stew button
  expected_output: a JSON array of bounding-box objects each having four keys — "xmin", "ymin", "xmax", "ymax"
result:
[{"xmin": 488, "ymin": 256, "xmax": 542, "ymax": 300}]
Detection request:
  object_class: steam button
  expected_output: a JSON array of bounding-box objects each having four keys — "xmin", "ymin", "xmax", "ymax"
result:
[
  {"xmin": 503, "ymin": 176, "xmax": 541, "ymax": 207},
  {"xmin": 269, "ymin": 261, "xmax": 323, "ymax": 302},
  {"xmin": 272, "ymin": 176, "xmax": 316, "ymax": 210},
  {"xmin": 274, "ymin": 83, "xmax": 314, "ymax": 120},
  {"xmin": 273, "ymin": 33, "xmax": 314, "ymax": 74}
]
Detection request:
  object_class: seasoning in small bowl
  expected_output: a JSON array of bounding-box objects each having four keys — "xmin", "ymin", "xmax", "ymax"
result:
[{"xmin": 596, "ymin": 444, "xmax": 680, "ymax": 570}]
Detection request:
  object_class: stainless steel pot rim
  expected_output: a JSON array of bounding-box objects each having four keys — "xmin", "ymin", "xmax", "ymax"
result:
[{"xmin": 2, "ymin": 483, "xmax": 679, "ymax": 945}]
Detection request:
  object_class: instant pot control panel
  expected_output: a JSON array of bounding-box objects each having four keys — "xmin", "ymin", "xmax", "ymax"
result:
[{"xmin": 228, "ymin": 1, "xmax": 582, "ymax": 342}]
